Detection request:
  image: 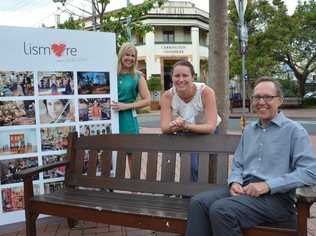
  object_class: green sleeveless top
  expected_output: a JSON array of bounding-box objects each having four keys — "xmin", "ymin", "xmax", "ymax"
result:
[{"xmin": 118, "ymin": 73, "xmax": 140, "ymax": 134}]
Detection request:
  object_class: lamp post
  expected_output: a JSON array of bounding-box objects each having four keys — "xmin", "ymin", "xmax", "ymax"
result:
[
  {"xmin": 234, "ymin": 0, "xmax": 248, "ymax": 130},
  {"xmin": 126, "ymin": 0, "xmax": 132, "ymax": 42},
  {"xmin": 91, "ymin": 1, "xmax": 97, "ymax": 31}
]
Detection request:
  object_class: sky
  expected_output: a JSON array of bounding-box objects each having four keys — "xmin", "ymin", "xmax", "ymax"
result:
[{"xmin": 0, "ymin": 0, "xmax": 299, "ymax": 28}]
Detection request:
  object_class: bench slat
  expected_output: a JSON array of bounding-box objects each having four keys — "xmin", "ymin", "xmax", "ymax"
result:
[
  {"xmin": 116, "ymin": 151, "xmax": 127, "ymax": 178},
  {"xmin": 161, "ymin": 152, "xmax": 176, "ymax": 182},
  {"xmin": 146, "ymin": 151, "xmax": 158, "ymax": 181},
  {"xmin": 130, "ymin": 152, "xmax": 142, "ymax": 179},
  {"xmin": 87, "ymin": 150, "xmax": 98, "ymax": 177},
  {"xmin": 100, "ymin": 150, "xmax": 112, "ymax": 177},
  {"xmin": 75, "ymin": 149, "xmax": 85, "ymax": 175},
  {"xmin": 75, "ymin": 134, "xmax": 239, "ymax": 153},
  {"xmin": 180, "ymin": 152, "xmax": 191, "ymax": 183},
  {"xmin": 32, "ymin": 189, "xmax": 190, "ymax": 219},
  {"xmin": 198, "ymin": 153, "xmax": 210, "ymax": 184},
  {"xmin": 72, "ymin": 176, "xmax": 215, "ymax": 196}
]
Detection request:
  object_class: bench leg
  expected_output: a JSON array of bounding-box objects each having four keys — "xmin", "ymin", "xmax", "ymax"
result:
[
  {"xmin": 297, "ymin": 202, "xmax": 311, "ymax": 236},
  {"xmin": 67, "ymin": 218, "xmax": 79, "ymax": 228},
  {"xmin": 26, "ymin": 211, "xmax": 38, "ymax": 236}
]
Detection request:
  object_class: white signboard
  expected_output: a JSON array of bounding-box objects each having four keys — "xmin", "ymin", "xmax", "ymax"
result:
[{"xmin": 0, "ymin": 26, "xmax": 118, "ymax": 225}]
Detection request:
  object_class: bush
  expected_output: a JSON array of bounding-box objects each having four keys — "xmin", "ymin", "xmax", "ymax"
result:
[
  {"xmin": 147, "ymin": 75, "xmax": 161, "ymax": 91},
  {"xmin": 302, "ymin": 97, "xmax": 316, "ymax": 107}
]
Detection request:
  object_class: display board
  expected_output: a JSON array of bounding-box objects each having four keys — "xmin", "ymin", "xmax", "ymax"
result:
[{"xmin": 0, "ymin": 26, "xmax": 118, "ymax": 225}]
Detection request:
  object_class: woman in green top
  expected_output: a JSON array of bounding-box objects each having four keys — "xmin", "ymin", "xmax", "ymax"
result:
[{"xmin": 112, "ymin": 42, "xmax": 150, "ymax": 134}]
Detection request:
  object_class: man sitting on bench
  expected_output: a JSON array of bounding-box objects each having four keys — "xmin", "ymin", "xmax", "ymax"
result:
[{"xmin": 186, "ymin": 77, "xmax": 316, "ymax": 236}]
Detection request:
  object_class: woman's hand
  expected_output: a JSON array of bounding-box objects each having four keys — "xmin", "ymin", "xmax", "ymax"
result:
[
  {"xmin": 111, "ymin": 101, "xmax": 132, "ymax": 111},
  {"xmin": 169, "ymin": 116, "xmax": 186, "ymax": 132}
]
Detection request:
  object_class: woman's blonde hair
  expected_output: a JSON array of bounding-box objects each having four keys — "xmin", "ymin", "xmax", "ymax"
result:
[{"xmin": 117, "ymin": 42, "xmax": 138, "ymax": 76}]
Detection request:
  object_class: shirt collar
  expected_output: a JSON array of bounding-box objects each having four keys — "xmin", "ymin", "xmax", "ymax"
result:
[{"xmin": 253, "ymin": 111, "xmax": 285, "ymax": 128}]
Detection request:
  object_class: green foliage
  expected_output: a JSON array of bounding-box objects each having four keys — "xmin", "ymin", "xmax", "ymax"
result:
[
  {"xmin": 147, "ymin": 75, "xmax": 162, "ymax": 91},
  {"xmin": 100, "ymin": 0, "xmax": 166, "ymax": 48},
  {"xmin": 277, "ymin": 78, "xmax": 298, "ymax": 97},
  {"xmin": 58, "ymin": 16, "xmax": 85, "ymax": 30},
  {"xmin": 302, "ymin": 97, "xmax": 316, "ymax": 107},
  {"xmin": 56, "ymin": 0, "xmax": 166, "ymax": 48},
  {"xmin": 229, "ymin": 0, "xmax": 316, "ymax": 97}
]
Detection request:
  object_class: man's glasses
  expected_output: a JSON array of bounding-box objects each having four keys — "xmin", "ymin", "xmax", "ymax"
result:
[{"xmin": 251, "ymin": 95, "xmax": 279, "ymax": 103}]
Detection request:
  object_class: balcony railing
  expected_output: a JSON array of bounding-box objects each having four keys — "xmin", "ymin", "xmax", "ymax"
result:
[{"xmin": 155, "ymin": 41, "xmax": 192, "ymax": 44}]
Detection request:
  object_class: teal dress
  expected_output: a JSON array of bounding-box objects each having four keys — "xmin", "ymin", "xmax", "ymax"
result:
[{"xmin": 118, "ymin": 73, "xmax": 140, "ymax": 134}]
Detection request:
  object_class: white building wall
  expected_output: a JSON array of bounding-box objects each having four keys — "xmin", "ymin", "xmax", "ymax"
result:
[{"xmin": 191, "ymin": 27, "xmax": 200, "ymax": 77}]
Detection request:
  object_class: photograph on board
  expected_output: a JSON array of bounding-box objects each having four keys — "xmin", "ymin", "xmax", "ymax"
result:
[
  {"xmin": 2, "ymin": 184, "xmax": 40, "ymax": 213},
  {"xmin": 42, "ymin": 155, "xmax": 66, "ymax": 179},
  {"xmin": 39, "ymin": 99, "xmax": 75, "ymax": 124},
  {"xmin": 0, "ymin": 71, "xmax": 34, "ymax": 97},
  {"xmin": 38, "ymin": 71, "xmax": 74, "ymax": 95},
  {"xmin": 44, "ymin": 181, "xmax": 64, "ymax": 194},
  {"xmin": 0, "ymin": 129, "xmax": 37, "ymax": 156},
  {"xmin": 78, "ymin": 71, "xmax": 110, "ymax": 95},
  {"xmin": 41, "ymin": 126, "xmax": 75, "ymax": 151},
  {"xmin": 79, "ymin": 123, "xmax": 112, "ymax": 136},
  {"xmin": 0, "ymin": 157, "xmax": 38, "ymax": 184},
  {"xmin": 79, "ymin": 98, "xmax": 111, "ymax": 121},
  {"xmin": 0, "ymin": 100, "xmax": 35, "ymax": 126}
]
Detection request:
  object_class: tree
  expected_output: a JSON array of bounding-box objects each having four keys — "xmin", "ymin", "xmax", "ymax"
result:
[
  {"xmin": 209, "ymin": 0, "xmax": 229, "ymax": 184},
  {"xmin": 271, "ymin": 0, "xmax": 316, "ymax": 96},
  {"xmin": 100, "ymin": 0, "xmax": 166, "ymax": 47},
  {"xmin": 229, "ymin": 0, "xmax": 316, "ymax": 97},
  {"xmin": 56, "ymin": 0, "xmax": 166, "ymax": 48},
  {"xmin": 58, "ymin": 16, "xmax": 85, "ymax": 30}
]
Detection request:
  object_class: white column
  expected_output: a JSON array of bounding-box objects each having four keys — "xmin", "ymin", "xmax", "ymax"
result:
[
  {"xmin": 191, "ymin": 27, "xmax": 200, "ymax": 78},
  {"xmin": 145, "ymin": 31, "xmax": 157, "ymax": 80}
]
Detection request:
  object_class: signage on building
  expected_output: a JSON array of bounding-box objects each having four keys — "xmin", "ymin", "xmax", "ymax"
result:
[
  {"xmin": 0, "ymin": 26, "xmax": 118, "ymax": 225},
  {"xmin": 161, "ymin": 45, "xmax": 186, "ymax": 54}
]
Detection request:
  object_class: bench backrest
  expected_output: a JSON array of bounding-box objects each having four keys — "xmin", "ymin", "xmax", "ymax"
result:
[{"xmin": 65, "ymin": 132, "xmax": 240, "ymax": 196}]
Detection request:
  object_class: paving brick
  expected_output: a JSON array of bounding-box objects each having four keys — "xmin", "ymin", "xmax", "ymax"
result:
[{"xmin": 0, "ymin": 233, "xmax": 18, "ymax": 236}]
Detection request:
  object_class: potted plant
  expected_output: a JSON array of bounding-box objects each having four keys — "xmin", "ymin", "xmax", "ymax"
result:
[{"xmin": 147, "ymin": 74, "xmax": 162, "ymax": 110}]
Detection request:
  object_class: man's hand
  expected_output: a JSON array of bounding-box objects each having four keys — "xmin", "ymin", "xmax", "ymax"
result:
[
  {"xmin": 230, "ymin": 182, "xmax": 244, "ymax": 196},
  {"xmin": 243, "ymin": 182, "xmax": 270, "ymax": 197}
]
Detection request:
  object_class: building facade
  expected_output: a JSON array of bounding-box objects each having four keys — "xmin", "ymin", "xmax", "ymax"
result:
[{"xmin": 130, "ymin": 1, "xmax": 209, "ymax": 91}]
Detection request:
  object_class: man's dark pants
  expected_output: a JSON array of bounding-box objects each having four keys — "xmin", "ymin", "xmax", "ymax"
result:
[{"xmin": 186, "ymin": 186, "xmax": 295, "ymax": 236}]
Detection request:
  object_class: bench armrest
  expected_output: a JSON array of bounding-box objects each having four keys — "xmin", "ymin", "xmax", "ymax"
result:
[
  {"xmin": 296, "ymin": 185, "xmax": 316, "ymax": 203},
  {"xmin": 18, "ymin": 160, "xmax": 70, "ymax": 179}
]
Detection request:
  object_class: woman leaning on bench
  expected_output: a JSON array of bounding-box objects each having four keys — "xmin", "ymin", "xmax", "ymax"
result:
[
  {"xmin": 185, "ymin": 77, "xmax": 316, "ymax": 236},
  {"xmin": 160, "ymin": 60, "xmax": 221, "ymax": 182}
]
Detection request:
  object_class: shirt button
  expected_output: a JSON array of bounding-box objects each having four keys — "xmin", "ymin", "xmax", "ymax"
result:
[
  {"xmin": 263, "ymin": 129, "xmax": 266, "ymax": 132},
  {"xmin": 260, "ymin": 143, "xmax": 263, "ymax": 146},
  {"xmin": 258, "ymin": 158, "xmax": 261, "ymax": 161}
]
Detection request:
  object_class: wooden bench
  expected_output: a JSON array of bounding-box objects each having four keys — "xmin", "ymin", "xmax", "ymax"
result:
[{"xmin": 20, "ymin": 133, "xmax": 316, "ymax": 236}]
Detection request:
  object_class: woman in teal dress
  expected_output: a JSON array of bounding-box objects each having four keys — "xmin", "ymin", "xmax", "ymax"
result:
[{"xmin": 112, "ymin": 42, "xmax": 150, "ymax": 134}]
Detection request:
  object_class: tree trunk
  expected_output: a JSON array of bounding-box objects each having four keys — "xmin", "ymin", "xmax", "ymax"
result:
[
  {"xmin": 293, "ymin": 70, "xmax": 306, "ymax": 97},
  {"xmin": 208, "ymin": 0, "xmax": 229, "ymax": 185},
  {"xmin": 208, "ymin": 0, "xmax": 229, "ymax": 134}
]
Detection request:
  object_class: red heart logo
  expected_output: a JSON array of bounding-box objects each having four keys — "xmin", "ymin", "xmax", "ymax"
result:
[{"xmin": 51, "ymin": 43, "xmax": 66, "ymax": 57}]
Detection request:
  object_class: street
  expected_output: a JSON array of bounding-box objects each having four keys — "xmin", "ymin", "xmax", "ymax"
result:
[{"xmin": 138, "ymin": 113, "xmax": 316, "ymax": 135}]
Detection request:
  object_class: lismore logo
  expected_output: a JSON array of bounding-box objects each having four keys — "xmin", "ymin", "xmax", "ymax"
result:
[
  {"xmin": 23, "ymin": 42, "xmax": 78, "ymax": 57},
  {"xmin": 51, "ymin": 43, "xmax": 66, "ymax": 57}
]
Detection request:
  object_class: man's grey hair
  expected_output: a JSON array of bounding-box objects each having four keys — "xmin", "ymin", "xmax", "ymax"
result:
[{"xmin": 254, "ymin": 76, "xmax": 283, "ymax": 98}]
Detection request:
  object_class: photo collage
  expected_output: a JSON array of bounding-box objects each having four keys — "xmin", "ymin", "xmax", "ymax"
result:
[{"xmin": 0, "ymin": 70, "xmax": 113, "ymax": 214}]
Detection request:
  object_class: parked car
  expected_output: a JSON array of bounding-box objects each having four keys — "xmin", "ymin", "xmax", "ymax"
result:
[{"xmin": 304, "ymin": 91, "xmax": 316, "ymax": 98}]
